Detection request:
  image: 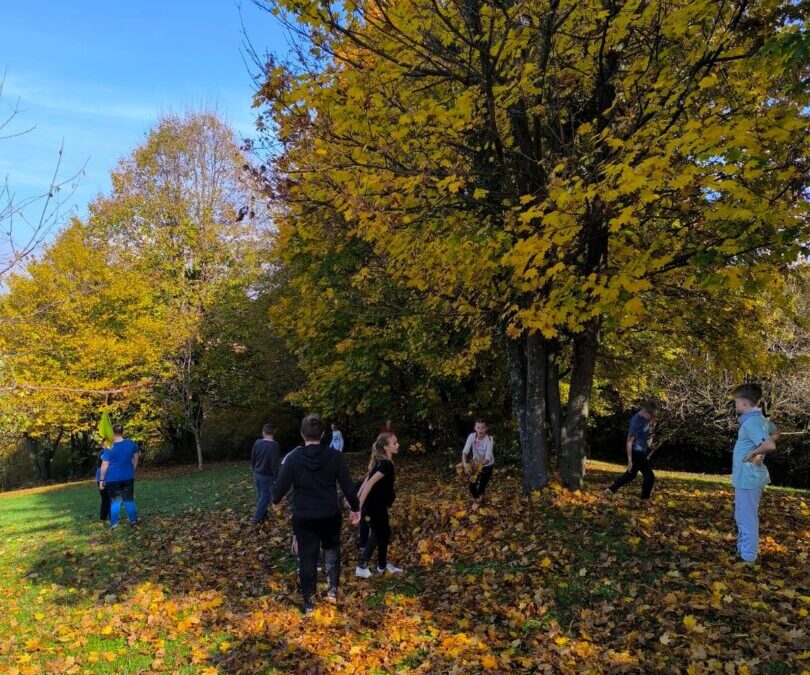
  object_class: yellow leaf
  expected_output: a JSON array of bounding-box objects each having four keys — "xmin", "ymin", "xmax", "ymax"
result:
[
  {"xmin": 683, "ymin": 615, "xmax": 703, "ymax": 632},
  {"xmin": 481, "ymin": 654, "xmax": 498, "ymax": 669}
]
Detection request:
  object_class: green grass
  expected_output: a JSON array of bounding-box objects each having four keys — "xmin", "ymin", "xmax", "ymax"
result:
[
  {"xmin": 1, "ymin": 458, "xmax": 807, "ymax": 674},
  {"xmin": 0, "ymin": 462, "xmax": 254, "ymax": 674}
]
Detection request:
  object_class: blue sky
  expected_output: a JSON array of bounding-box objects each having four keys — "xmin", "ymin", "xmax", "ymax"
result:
[{"xmin": 0, "ymin": 0, "xmax": 285, "ymax": 229}]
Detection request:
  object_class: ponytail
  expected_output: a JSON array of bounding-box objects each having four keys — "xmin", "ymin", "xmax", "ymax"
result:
[{"xmin": 369, "ymin": 432, "xmax": 395, "ymax": 472}]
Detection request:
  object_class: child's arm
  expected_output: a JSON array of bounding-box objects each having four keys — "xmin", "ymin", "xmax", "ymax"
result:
[
  {"xmin": 272, "ymin": 459, "xmax": 294, "ymax": 508},
  {"xmin": 336, "ymin": 456, "xmax": 360, "ymax": 512},
  {"xmin": 744, "ymin": 437, "xmax": 777, "ymax": 462},
  {"xmin": 744, "ymin": 421, "xmax": 779, "ymax": 463},
  {"xmin": 625, "ymin": 435, "xmax": 634, "ymax": 469},
  {"xmin": 99, "ymin": 460, "xmax": 110, "ymax": 487},
  {"xmin": 461, "ymin": 434, "xmax": 473, "ymax": 472}
]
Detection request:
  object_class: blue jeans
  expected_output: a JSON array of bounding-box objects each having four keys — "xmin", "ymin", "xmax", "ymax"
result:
[
  {"xmin": 107, "ymin": 480, "xmax": 137, "ymax": 527},
  {"xmin": 253, "ymin": 472, "xmax": 274, "ymax": 524},
  {"xmin": 735, "ymin": 487, "xmax": 762, "ymax": 562}
]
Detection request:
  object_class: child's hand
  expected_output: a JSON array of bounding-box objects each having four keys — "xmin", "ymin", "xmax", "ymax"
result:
[{"xmin": 751, "ymin": 454, "xmax": 764, "ymax": 466}]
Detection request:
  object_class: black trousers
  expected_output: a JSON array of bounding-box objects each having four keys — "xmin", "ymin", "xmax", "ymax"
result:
[
  {"xmin": 609, "ymin": 451, "xmax": 655, "ymax": 499},
  {"xmin": 357, "ymin": 517, "xmax": 370, "ymax": 551},
  {"xmin": 360, "ymin": 508, "xmax": 391, "ymax": 570},
  {"xmin": 98, "ymin": 482, "xmax": 110, "ymax": 521},
  {"xmin": 469, "ymin": 464, "xmax": 494, "ymax": 498},
  {"xmin": 292, "ymin": 513, "xmax": 341, "ymax": 602}
]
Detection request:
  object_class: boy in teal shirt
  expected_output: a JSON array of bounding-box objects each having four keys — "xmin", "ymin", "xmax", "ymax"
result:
[{"xmin": 731, "ymin": 383, "xmax": 778, "ymax": 563}]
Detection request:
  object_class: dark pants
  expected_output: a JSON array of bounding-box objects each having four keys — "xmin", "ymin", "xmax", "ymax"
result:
[
  {"xmin": 469, "ymin": 464, "xmax": 494, "ymax": 498},
  {"xmin": 252, "ymin": 472, "xmax": 274, "ymax": 524},
  {"xmin": 360, "ymin": 509, "xmax": 391, "ymax": 570},
  {"xmin": 98, "ymin": 482, "xmax": 110, "ymax": 521},
  {"xmin": 292, "ymin": 513, "xmax": 341, "ymax": 603},
  {"xmin": 357, "ymin": 517, "xmax": 370, "ymax": 551},
  {"xmin": 609, "ymin": 451, "xmax": 655, "ymax": 499}
]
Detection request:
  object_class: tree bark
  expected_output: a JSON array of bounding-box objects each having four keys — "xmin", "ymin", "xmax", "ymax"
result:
[
  {"xmin": 507, "ymin": 332, "xmax": 549, "ymax": 494},
  {"xmin": 193, "ymin": 429, "xmax": 203, "ymax": 471},
  {"xmin": 561, "ymin": 320, "xmax": 600, "ymax": 490},
  {"xmin": 524, "ymin": 332, "xmax": 549, "ymax": 491},
  {"xmin": 506, "ymin": 334, "xmax": 528, "ymax": 465},
  {"xmin": 546, "ymin": 340, "xmax": 564, "ymax": 462}
]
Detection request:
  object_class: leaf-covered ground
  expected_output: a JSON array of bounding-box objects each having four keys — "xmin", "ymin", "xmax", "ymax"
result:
[{"xmin": 0, "ymin": 457, "xmax": 807, "ymax": 674}]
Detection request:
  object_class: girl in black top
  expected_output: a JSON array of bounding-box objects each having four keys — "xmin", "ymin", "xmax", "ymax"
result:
[{"xmin": 355, "ymin": 432, "xmax": 402, "ymax": 577}]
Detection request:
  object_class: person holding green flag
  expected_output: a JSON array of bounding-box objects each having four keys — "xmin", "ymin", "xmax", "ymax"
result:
[{"xmin": 96, "ymin": 413, "xmax": 114, "ymax": 522}]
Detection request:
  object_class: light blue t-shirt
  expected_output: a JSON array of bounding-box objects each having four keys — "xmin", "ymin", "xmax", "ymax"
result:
[
  {"xmin": 732, "ymin": 409, "xmax": 775, "ymax": 489},
  {"xmin": 101, "ymin": 439, "xmax": 139, "ymax": 483},
  {"xmin": 330, "ymin": 430, "xmax": 344, "ymax": 452}
]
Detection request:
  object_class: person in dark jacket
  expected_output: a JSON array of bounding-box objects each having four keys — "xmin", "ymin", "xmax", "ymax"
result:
[
  {"xmin": 251, "ymin": 423, "xmax": 281, "ymax": 524},
  {"xmin": 95, "ymin": 449, "xmax": 110, "ymax": 522},
  {"xmin": 273, "ymin": 414, "xmax": 360, "ymax": 613}
]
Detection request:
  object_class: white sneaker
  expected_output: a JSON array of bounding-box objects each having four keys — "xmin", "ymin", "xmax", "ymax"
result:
[
  {"xmin": 377, "ymin": 563, "xmax": 403, "ymax": 574},
  {"xmin": 355, "ymin": 566, "xmax": 373, "ymax": 578}
]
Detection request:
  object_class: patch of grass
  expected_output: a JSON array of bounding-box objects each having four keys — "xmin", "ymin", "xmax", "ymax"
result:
[{"xmin": 397, "ymin": 645, "xmax": 430, "ymax": 669}]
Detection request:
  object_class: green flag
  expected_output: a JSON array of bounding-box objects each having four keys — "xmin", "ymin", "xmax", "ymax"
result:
[{"xmin": 98, "ymin": 412, "xmax": 114, "ymax": 449}]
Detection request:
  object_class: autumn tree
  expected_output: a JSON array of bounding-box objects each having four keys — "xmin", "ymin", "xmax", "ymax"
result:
[
  {"xmin": 0, "ymin": 220, "xmax": 166, "ymax": 479},
  {"xmin": 256, "ymin": 0, "xmax": 809, "ymax": 491},
  {"xmin": 88, "ymin": 112, "xmax": 270, "ymax": 469}
]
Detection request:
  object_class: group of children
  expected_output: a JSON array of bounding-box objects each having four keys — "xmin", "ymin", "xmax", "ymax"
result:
[
  {"xmin": 249, "ymin": 415, "xmax": 496, "ymax": 613},
  {"xmin": 89, "ymin": 376, "xmax": 775, "ymax": 615},
  {"xmin": 251, "ymin": 381, "xmax": 778, "ymax": 613}
]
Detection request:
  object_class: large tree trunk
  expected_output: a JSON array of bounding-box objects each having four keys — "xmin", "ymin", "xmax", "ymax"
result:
[
  {"xmin": 507, "ymin": 332, "xmax": 549, "ymax": 494},
  {"xmin": 560, "ymin": 320, "xmax": 600, "ymax": 490},
  {"xmin": 546, "ymin": 339, "xmax": 564, "ymax": 463},
  {"xmin": 524, "ymin": 333, "xmax": 549, "ymax": 490}
]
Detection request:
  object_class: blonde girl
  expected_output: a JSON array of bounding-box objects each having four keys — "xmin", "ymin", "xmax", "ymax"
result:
[{"xmin": 355, "ymin": 433, "xmax": 402, "ymax": 577}]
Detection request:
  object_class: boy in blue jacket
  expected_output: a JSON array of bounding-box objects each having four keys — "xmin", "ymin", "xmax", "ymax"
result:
[{"xmin": 731, "ymin": 383, "xmax": 778, "ymax": 563}]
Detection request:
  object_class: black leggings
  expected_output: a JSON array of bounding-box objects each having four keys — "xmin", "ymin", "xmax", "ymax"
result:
[
  {"xmin": 609, "ymin": 451, "xmax": 655, "ymax": 499},
  {"xmin": 98, "ymin": 482, "xmax": 110, "ymax": 521},
  {"xmin": 359, "ymin": 509, "xmax": 391, "ymax": 570}
]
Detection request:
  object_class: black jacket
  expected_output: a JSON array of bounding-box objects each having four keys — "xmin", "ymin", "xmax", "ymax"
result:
[
  {"xmin": 272, "ymin": 443, "xmax": 359, "ymax": 518},
  {"xmin": 251, "ymin": 439, "xmax": 281, "ymax": 477}
]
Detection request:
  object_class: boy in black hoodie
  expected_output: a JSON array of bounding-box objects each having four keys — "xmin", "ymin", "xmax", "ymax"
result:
[{"xmin": 273, "ymin": 414, "xmax": 360, "ymax": 613}]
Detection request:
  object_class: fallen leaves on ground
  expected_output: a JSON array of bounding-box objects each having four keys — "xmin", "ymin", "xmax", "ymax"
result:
[{"xmin": 0, "ymin": 457, "xmax": 807, "ymax": 674}]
